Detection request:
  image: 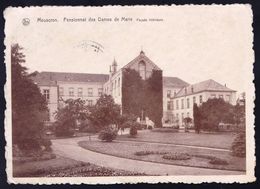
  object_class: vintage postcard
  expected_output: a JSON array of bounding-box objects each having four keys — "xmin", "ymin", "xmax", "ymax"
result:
[{"xmin": 4, "ymin": 5, "xmax": 255, "ymax": 184}]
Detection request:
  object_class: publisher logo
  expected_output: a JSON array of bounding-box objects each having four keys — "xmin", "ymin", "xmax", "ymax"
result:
[{"xmin": 22, "ymin": 18, "xmax": 30, "ymax": 26}]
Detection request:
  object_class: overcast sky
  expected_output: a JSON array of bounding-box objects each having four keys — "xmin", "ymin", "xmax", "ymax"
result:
[{"xmin": 5, "ymin": 5, "xmax": 253, "ymax": 94}]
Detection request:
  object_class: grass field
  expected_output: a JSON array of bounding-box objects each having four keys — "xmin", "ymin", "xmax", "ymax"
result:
[
  {"xmin": 117, "ymin": 130, "xmax": 236, "ymax": 149},
  {"xmin": 78, "ymin": 140, "xmax": 245, "ymax": 171}
]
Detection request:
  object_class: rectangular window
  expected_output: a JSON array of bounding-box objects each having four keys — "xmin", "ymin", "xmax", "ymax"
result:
[
  {"xmin": 187, "ymin": 98, "xmax": 190, "ymax": 109},
  {"xmin": 69, "ymin": 87, "xmax": 74, "ymax": 97},
  {"xmin": 88, "ymin": 100, "xmax": 93, "ymax": 106},
  {"xmin": 181, "ymin": 99, "xmax": 184, "ymax": 109},
  {"xmin": 78, "ymin": 88, "xmax": 83, "ymax": 97},
  {"xmin": 167, "ymin": 101, "xmax": 173, "ymax": 110},
  {"xmin": 182, "ymin": 113, "xmax": 184, "ymax": 120},
  {"xmin": 167, "ymin": 90, "xmax": 171, "ymax": 98},
  {"xmin": 226, "ymin": 95, "xmax": 230, "ymax": 102},
  {"xmin": 199, "ymin": 95, "xmax": 203, "ymax": 103},
  {"xmin": 43, "ymin": 89, "xmax": 50, "ymax": 101},
  {"xmin": 98, "ymin": 88, "xmax": 103, "ymax": 96},
  {"xmin": 193, "ymin": 96, "xmax": 196, "ymax": 105},
  {"xmin": 88, "ymin": 88, "xmax": 93, "ymax": 97},
  {"xmin": 219, "ymin": 95, "xmax": 223, "ymax": 99},
  {"xmin": 187, "ymin": 112, "xmax": 190, "ymax": 118},
  {"xmin": 176, "ymin": 100, "xmax": 179, "ymax": 110},
  {"xmin": 59, "ymin": 87, "xmax": 64, "ymax": 96}
]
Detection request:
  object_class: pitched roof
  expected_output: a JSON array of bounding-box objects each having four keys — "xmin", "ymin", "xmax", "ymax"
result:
[
  {"xmin": 32, "ymin": 71, "xmax": 109, "ymax": 85},
  {"xmin": 122, "ymin": 51, "xmax": 161, "ymax": 71},
  {"xmin": 175, "ymin": 79, "xmax": 236, "ymax": 98},
  {"xmin": 163, "ymin": 76, "xmax": 189, "ymax": 88}
]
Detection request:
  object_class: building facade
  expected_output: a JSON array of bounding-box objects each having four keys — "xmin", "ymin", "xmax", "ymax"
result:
[
  {"xmin": 171, "ymin": 79, "xmax": 236, "ymax": 128},
  {"xmin": 32, "ymin": 51, "xmax": 236, "ymax": 127}
]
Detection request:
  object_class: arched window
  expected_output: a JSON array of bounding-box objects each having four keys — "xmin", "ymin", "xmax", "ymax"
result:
[{"xmin": 139, "ymin": 61, "xmax": 146, "ymax": 80}]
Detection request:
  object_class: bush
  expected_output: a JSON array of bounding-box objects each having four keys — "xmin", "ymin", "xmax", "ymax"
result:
[
  {"xmin": 129, "ymin": 125, "xmax": 138, "ymax": 137},
  {"xmin": 231, "ymin": 131, "xmax": 246, "ymax": 157},
  {"xmin": 209, "ymin": 157, "xmax": 228, "ymax": 165},
  {"xmin": 40, "ymin": 138, "xmax": 52, "ymax": 152},
  {"xmin": 162, "ymin": 153, "xmax": 191, "ymax": 160},
  {"xmin": 79, "ymin": 120, "xmax": 98, "ymax": 133},
  {"xmin": 17, "ymin": 138, "xmax": 42, "ymax": 151},
  {"xmin": 147, "ymin": 125, "xmax": 153, "ymax": 130},
  {"xmin": 98, "ymin": 128, "xmax": 117, "ymax": 142},
  {"xmin": 54, "ymin": 121, "xmax": 75, "ymax": 137}
]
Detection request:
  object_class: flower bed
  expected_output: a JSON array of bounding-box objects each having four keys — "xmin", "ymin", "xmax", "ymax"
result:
[
  {"xmin": 135, "ymin": 151, "xmax": 168, "ymax": 156},
  {"xmin": 162, "ymin": 153, "xmax": 191, "ymax": 160}
]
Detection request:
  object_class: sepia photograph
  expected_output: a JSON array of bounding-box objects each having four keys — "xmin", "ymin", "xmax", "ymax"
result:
[{"xmin": 4, "ymin": 5, "xmax": 255, "ymax": 184}]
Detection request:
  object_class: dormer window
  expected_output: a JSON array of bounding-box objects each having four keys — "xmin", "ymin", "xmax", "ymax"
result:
[{"xmin": 139, "ymin": 61, "xmax": 146, "ymax": 80}]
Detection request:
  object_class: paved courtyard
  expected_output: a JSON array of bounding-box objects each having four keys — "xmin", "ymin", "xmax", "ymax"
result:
[{"xmin": 51, "ymin": 136, "xmax": 245, "ymax": 176}]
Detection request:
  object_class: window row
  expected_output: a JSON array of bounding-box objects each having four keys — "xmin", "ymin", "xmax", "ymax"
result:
[
  {"xmin": 168, "ymin": 95, "xmax": 203, "ymax": 110},
  {"xmin": 175, "ymin": 112, "xmax": 191, "ymax": 121},
  {"xmin": 59, "ymin": 87, "xmax": 103, "ymax": 97},
  {"xmin": 210, "ymin": 94, "xmax": 231, "ymax": 101}
]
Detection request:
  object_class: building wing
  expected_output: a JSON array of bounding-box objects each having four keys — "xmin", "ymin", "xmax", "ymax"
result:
[{"xmin": 175, "ymin": 79, "xmax": 236, "ymax": 98}]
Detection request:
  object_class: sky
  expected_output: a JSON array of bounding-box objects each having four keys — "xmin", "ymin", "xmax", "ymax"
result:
[{"xmin": 5, "ymin": 5, "xmax": 254, "ymax": 94}]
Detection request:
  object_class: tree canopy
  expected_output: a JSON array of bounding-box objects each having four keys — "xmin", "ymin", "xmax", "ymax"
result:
[
  {"xmin": 89, "ymin": 94, "xmax": 121, "ymax": 129},
  {"xmin": 11, "ymin": 44, "xmax": 48, "ymax": 150},
  {"xmin": 197, "ymin": 98, "xmax": 234, "ymax": 131}
]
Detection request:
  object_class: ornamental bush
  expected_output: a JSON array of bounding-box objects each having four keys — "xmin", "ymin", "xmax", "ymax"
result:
[{"xmin": 98, "ymin": 128, "xmax": 117, "ymax": 142}]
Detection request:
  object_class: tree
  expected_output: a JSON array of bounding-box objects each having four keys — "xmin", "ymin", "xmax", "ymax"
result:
[
  {"xmin": 11, "ymin": 44, "xmax": 48, "ymax": 151},
  {"xmin": 193, "ymin": 103, "xmax": 201, "ymax": 133},
  {"xmin": 89, "ymin": 94, "xmax": 121, "ymax": 129},
  {"xmin": 122, "ymin": 68, "xmax": 163, "ymax": 127},
  {"xmin": 199, "ymin": 98, "xmax": 234, "ymax": 131},
  {"xmin": 183, "ymin": 117, "xmax": 192, "ymax": 132},
  {"xmin": 54, "ymin": 98, "xmax": 88, "ymax": 136}
]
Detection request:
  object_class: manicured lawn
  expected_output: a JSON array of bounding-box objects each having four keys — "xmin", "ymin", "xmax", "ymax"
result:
[
  {"xmin": 78, "ymin": 140, "xmax": 245, "ymax": 172},
  {"xmin": 117, "ymin": 130, "xmax": 236, "ymax": 149},
  {"xmin": 13, "ymin": 155, "xmax": 146, "ymax": 177}
]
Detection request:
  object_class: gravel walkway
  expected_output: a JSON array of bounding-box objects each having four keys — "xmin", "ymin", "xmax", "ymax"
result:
[{"xmin": 52, "ymin": 136, "xmax": 244, "ymax": 176}]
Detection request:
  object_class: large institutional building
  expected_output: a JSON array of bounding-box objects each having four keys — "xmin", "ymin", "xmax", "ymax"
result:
[{"xmin": 32, "ymin": 51, "xmax": 236, "ymax": 128}]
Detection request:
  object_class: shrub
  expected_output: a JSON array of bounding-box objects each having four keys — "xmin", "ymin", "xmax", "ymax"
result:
[
  {"xmin": 98, "ymin": 128, "xmax": 117, "ymax": 142},
  {"xmin": 209, "ymin": 157, "xmax": 228, "ymax": 165},
  {"xmin": 134, "ymin": 151, "xmax": 168, "ymax": 156},
  {"xmin": 79, "ymin": 120, "xmax": 98, "ymax": 133},
  {"xmin": 162, "ymin": 153, "xmax": 191, "ymax": 160},
  {"xmin": 147, "ymin": 125, "xmax": 153, "ymax": 130},
  {"xmin": 231, "ymin": 131, "xmax": 246, "ymax": 157},
  {"xmin": 129, "ymin": 125, "xmax": 138, "ymax": 137},
  {"xmin": 54, "ymin": 121, "xmax": 75, "ymax": 137},
  {"xmin": 40, "ymin": 138, "xmax": 52, "ymax": 152}
]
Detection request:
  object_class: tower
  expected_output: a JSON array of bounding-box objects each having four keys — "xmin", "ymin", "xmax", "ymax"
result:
[{"xmin": 112, "ymin": 58, "xmax": 118, "ymax": 74}]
